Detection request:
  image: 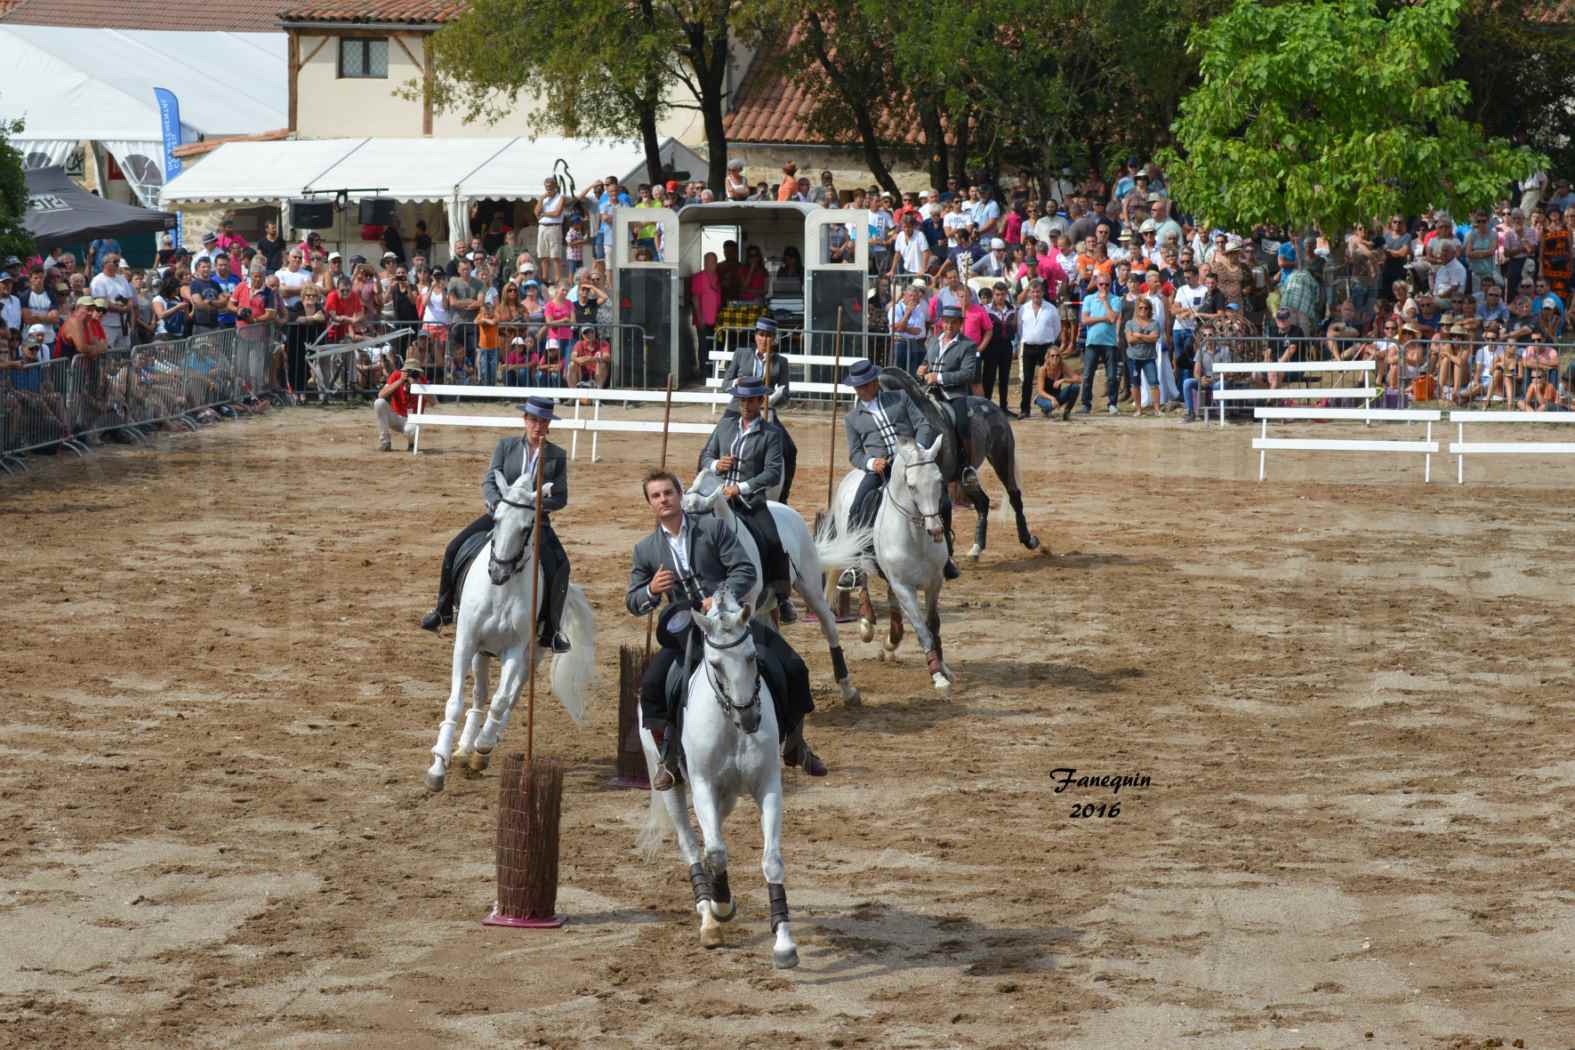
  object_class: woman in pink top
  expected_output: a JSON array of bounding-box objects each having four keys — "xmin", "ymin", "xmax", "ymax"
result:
[
  {"xmin": 690, "ymin": 251, "xmax": 722, "ymax": 365},
  {"xmin": 543, "ymin": 283, "xmax": 575, "ymax": 349}
]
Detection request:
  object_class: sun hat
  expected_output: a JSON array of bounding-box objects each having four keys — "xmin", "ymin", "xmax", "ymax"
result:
[
  {"xmin": 516, "ymin": 395, "xmax": 558, "ymax": 421},
  {"xmin": 843, "ymin": 359, "xmax": 881, "ymax": 387}
]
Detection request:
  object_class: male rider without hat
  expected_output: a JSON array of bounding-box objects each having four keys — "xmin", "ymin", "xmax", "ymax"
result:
[{"xmin": 627, "ymin": 469, "xmax": 826, "ymax": 790}]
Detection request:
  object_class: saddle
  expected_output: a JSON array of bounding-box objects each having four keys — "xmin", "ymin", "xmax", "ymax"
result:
[
  {"xmin": 452, "ymin": 523, "xmax": 539, "ymax": 612},
  {"xmin": 660, "ymin": 621, "xmax": 789, "ymax": 736}
]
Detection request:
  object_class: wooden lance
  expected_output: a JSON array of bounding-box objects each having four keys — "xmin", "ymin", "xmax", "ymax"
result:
[{"xmin": 642, "ymin": 375, "xmax": 676, "ymax": 658}]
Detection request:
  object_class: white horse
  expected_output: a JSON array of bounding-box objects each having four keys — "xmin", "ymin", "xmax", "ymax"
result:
[
  {"xmin": 828, "ymin": 435, "xmax": 953, "ymax": 692},
  {"xmin": 636, "ymin": 589, "xmax": 799, "ymax": 968},
  {"xmin": 424, "ymin": 470, "xmax": 597, "ymax": 792},
  {"xmin": 683, "ymin": 467, "xmax": 871, "ymax": 705}
]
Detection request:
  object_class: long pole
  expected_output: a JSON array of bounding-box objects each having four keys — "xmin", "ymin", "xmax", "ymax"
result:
[
  {"xmin": 525, "ymin": 446, "xmax": 546, "ymax": 763},
  {"xmin": 643, "ymin": 376, "xmax": 676, "ymax": 658},
  {"xmin": 827, "ymin": 306, "xmax": 845, "ymax": 508}
]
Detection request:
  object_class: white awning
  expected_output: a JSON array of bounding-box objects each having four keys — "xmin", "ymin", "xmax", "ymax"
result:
[
  {"xmin": 161, "ymin": 139, "xmax": 369, "ymax": 205},
  {"xmin": 162, "ymin": 135, "xmax": 711, "ymax": 212},
  {"xmin": 306, "ymin": 137, "xmax": 519, "ymax": 203}
]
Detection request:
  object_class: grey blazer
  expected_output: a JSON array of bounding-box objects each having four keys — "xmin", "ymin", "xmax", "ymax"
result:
[
  {"xmin": 924, "ymin": 334, "xmax": 980, "ymax": 398},
  {"xmin": 626, "ymin": 512, "xmax": 757, "ymax": 616},
  {"xmin": 482, "ymin": 437, "xmax": 568, "ymax": 518},
  {"xmin": 721, "ymin": 347, "xmax": 791, "ymax": 415},
  {"xmin": 700, "ymin": 414, "xmax": 782, "ymax": 510},
  {"xmin": 844, "ymin": 390, "xmax": 936, "ymax": 472}
]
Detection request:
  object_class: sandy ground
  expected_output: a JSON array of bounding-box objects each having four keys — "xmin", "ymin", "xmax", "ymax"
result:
[{"xmin": 3, "ymin": 396, "xmax": 1574, "ymax": 1050}]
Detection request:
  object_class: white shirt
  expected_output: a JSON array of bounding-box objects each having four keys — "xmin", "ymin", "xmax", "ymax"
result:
[
  {"xmin": 25, "ymin": 289, "xmax": 56, "ymax": 346},
  {"xmin": 540, "ymin": 193, "xmax": 565, "ymax": 225},
  {"xmin": 275, "ymin": 267, "xmax": 310, "ymax": 307},
  {"xmin": 1017, "ymin": 298, "xmax": 1061, "ymax": 345},
  {"xmin": 888, "ymin": 298, "xmax": 927, "ymax": 339},
  {"xmin": 662, "ymin": 514, "xmax": 693, "ymax": 576},
  {"xmin": 89, "ymin": 273, "xmax": 133, "ymax": 334},
  {"xmin": 1173, "ymin": 283, "xmax": 1205, "ymax": 333},
  {"xmin": 894, "ymin": 230, "xmax": 929, "ymax": 274},
  {"xmin": 1031, "ymin": 216, "xmax": 1060, "ymax": 247},
  {"xmin": 1432, "ymin": 258, "xmax": 1467, "ymax": 299}
]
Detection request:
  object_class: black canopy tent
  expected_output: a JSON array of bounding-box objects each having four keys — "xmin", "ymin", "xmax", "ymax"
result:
[{"xmin": 24, "ymin": 166, "xmax": 175, "ymax": 251}]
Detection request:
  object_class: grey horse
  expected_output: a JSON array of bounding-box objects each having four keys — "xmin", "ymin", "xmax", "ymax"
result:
[{"xmin": 879, "ymin": 368, "xmax": 1041, "ymax": 560}]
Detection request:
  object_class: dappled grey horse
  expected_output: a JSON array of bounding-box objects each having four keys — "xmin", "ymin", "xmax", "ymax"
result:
[{"xmin": 880, "ymin": 368, "xmax": 1040, "ymax": 561}]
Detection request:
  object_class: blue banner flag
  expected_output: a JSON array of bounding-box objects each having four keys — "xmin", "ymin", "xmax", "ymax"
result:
[{"xmin": 153, "ymin": 87, "xmax": 183, "ymax": 245}]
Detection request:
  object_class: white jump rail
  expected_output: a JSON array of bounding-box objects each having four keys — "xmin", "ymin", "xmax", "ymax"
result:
[
  {"xmin": 407, "ymin": 383, "xmax": 728, "ymax": 461},
  {"xmin": 1447, "ymin": 410, "xmax": 1575, "ymax": 484},
  {"xmin": 1210, "ymin": 361, "xmax": 1377, "ymax": 427},
  {"xmin": 1252, "ymin": 406, "xmax": 1443, "ymax": 482},
  {"xmin": 707, "ymin": 349, "xmax": 858, "ymax": 413}
]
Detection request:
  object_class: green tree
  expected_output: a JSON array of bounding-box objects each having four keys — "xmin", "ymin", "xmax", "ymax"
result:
[
  {"xmin": 0, "ymin": 116, "xmax": 33, "ymax": 263},
  {"xmin": 421, "ymin": 0, "xmax": 754, "ymax": 190},
  {"xmin": 1161, "ymin": 0, "xmax": 1543, "ymax": 264},
  {"xmin": 1449, "ymin": 0, "xmax": 1575, "ymax": 174}
]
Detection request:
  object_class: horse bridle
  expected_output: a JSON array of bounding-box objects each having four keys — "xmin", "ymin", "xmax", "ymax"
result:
[
  {"xmin": 884, "ymin": 456, "xmax": 942, "ymax": 527},
  {"xmin": 488, "ymin": 494, "xmax": 534, "ymax": 581},
  {"xmin": 703, "ymin": 626, "xmax": 763, "ymax": 721}
]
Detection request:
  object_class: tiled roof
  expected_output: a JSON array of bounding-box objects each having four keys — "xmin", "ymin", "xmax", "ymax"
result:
[
  {"xmin": 278, "ymin": 0, "xmax": 466, "ymax": 25},
  {"xmin": 1, "ymin": 0, "xmax": 279, "ymax": 32},
  {"xmin": 172, "ymin": 128, "xmax": 290, "ymax": 159},
  {"xmin": 723, "ymin": 57, "xmax": 926, "ymax": 147}
]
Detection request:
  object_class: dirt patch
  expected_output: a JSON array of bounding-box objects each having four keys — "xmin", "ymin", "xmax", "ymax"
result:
[{"xmin": 3, "ymin": 401, "xmax": 1573, "ymax": 1049}]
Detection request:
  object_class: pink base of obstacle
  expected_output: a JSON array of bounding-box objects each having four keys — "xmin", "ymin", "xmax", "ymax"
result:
[{"xmin": 483, "ymin": 908, "xmax": 567, "ymax": 929}]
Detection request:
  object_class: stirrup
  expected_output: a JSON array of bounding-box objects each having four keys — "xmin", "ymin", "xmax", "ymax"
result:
[
  {"xmin": 837, "ymin": 567, "xmax": 865, "ymax": 591},
  {"xmin": 960, "ymin": 465, "xmax": 980, "ymax": 490}
]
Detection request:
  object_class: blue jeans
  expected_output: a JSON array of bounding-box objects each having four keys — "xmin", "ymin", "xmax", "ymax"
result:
[
  {"xmin": 1033, "ymin": 384, "xmax": 1081, "ymax": 415},
  {"xmin": 1080, "ymin": 344, "xmax": 1120, "ymax": 407},
  {"xmin": 478, "ymin": 347, "xmax": 498, "ymax": 388},
  {"xmin": 1130, "ymin": 356, "xmax": 1158, "ymax": 386},
  {"xmin": 1183, "ymin": 378, "xmax": 1211, "ymax": 416},
  {"xmin": 893, "ymin": 337, "xmax": 924, "ymax": 374}
]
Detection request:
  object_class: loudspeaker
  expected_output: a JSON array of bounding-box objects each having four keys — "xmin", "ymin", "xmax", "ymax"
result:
[
  {"xmin": 358, "ymin": 197, "xmax": 397, "ymax": 225},
  {"xmin": 291, "ymin": 200, "xmax": 335, "ymax": 229}
]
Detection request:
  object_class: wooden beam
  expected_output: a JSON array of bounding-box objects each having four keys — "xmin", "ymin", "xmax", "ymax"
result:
[
  {"xmin": 288, "ymin": 30, "xmax": 299, "ymax": 132},
  {"xmin": 301, "ymin": 36, "xmax": 330, "ymax": 66},
  {"xmin": 390, "ymin": 31, "xmax": 418, "ymax": 66},
  {"xmin": 422, "ymin": 33, "xmax": 434, "ymax": 136}
]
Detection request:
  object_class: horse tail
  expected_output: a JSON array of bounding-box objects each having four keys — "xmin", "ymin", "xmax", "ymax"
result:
[
  {"xmin": 814, "ymin": 514, "xmax": 873, "ymax": 575},
  {"xmin": 550, "ymin": 584, "xmax": 596, "ymax": 724},
  {"xmin": 637, "ymin": 789, "xmax": 671, "ymax": 860}
]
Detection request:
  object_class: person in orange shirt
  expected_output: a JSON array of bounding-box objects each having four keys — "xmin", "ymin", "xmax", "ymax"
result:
[
  {"xmin": 476, "ymin": 299, "xmax": 501, "ymax": 386},
  {"xmin": 777, "ymin": 161, "xmax": 799, "ymax": 202}
]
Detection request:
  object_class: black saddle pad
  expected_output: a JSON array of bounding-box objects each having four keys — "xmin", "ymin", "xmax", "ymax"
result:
[
  {"xmin": 662, "ymin": 626, "xmax": 789, "ymax": 733},
  {"xmin": 451, "ymin": 530, "xmax": 493, "ymax": 610}
]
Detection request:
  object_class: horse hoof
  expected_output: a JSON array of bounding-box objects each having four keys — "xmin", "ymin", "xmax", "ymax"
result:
[
  {"xmin": 933, "ymin": 673, "xmax": 952, "ymax": 693},
  {"xmin": 773, "ymin": 946, "xmax": 800, "ymax": 969},
  {"xmin": 967, "ymin": 544, "xmax": 982, "ymax": 562},
  {"xmin": 1025, "ymin": 535, "xmax": 1042, "ymax": 551},
  {"xmin": 701, "ymin": 923, "xmax": 724, "ymax": 948},
  {"xmin": 844, "ymin": 687, "xmax": 863, "ymax": 707},
  {"xmin": 424, "ymin": 770, "xmax": 446, "ymax": 793},
  {"xmin": 468, "ymin": 749, "xmax": 492, "ymax": 773},
  {"xmin": 858, "ymin": 619, "xmax": 875, "ymax": 643},
  {"xmin": 711, "ymin": 898, "xmax": 737, "ymax": 922}
]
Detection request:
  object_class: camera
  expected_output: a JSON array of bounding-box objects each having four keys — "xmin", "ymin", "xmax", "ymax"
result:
[
  {"xmin": 677, "ymin": 572, "xmax": 705, "ymax": 609},
  {"xmin": 238, "ymin": 308, "xmax": 254, "ymax": 321}
]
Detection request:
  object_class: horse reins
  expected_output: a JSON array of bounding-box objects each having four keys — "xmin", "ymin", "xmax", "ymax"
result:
[{"xmin": 704, "ymin": 627, "xmax": 763, "ymax": 719}]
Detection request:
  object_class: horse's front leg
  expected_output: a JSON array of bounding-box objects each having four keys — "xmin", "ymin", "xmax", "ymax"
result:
[
  {"xmin": 426, "ymin": 634, "xmax": 473, "ymax": 792},
  {"xmin": 881, "ymin": 581, "xmax": 910, "ymax": 663},
  {"xmin": 759, "ymin": 778, "xmax": 797, "ymax": 969},
  {"xmin": 687, "ymin": 776, "xmax": 729, "ymax": 949},
  {"xmin": 453, "ymin": 651, "xmax": 489, "ymax": 765},
  {"xmin": 472, "ymin": 643, "xmax": 527, "ymax": 765},
  {"xmin": 924, "ymin": 581, "xmax": 952, "ymax": 692},
  {"xmin": 1007, "ymin": 487, "xmax": 1040, "ymax": 551}
]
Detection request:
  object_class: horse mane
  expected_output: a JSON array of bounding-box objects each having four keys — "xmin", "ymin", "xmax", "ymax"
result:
[{"xmin": 879, "ymin": 366, "xmax": 959, "ymax": 479}]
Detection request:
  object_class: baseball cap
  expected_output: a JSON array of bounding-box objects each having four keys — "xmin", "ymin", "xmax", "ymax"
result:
[
  {"xmin": 75, "ymin": 294, "xmax": 95, "ymax": 307},
  {"xmin": 328, "ymin": 251, "xmax": 343, "ymax": 261},
  {"xmin": 990, "ymin": 238, "xmax": 1006, "ymax": 250},
  {"xmin": 201, "ymin": 232, "xmax": 218, "ymax": 244},
  {"xmin": 92, "ymin": 296, "xmax": 108, "ymax": 309},
  {"xmin": 0, "ymin": 271, "xmax": 11, "ymax": 282},
  {"xmin": 23, "ymin": 323, "xmax": 47, "ymax": 344},
  {"xmin": 383, "ymin": 250, "xmax": 397, "ymax": 259},
  {"xmin": 118, "ymin": 258, "xmax": 131, "ymax": 270},
  {"xmin": 1275, "ymin": 307, "xmax": 1291, "ymax": 321}
]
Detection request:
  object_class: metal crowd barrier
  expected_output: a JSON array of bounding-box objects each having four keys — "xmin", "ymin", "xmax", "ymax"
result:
[
  {"xmin": 424, "ymin": 320, "xmax": 653, "ymax": 393},
  {"xmin": 1, "ymin": 324, "xmax": 291, "ymax": 472},
  {"xmin": 306, "ymin": 325, "xmax": 418, "ymax": 402}
]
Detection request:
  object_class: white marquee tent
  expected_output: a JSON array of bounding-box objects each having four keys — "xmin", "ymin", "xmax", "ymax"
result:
[
  {"xmin": 160, "ymin": 135, "xmax": 709, "ymax": 239},
  {"xmin": 0, "ymin": 26, "xmax": 287, "ymax": 207}
]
